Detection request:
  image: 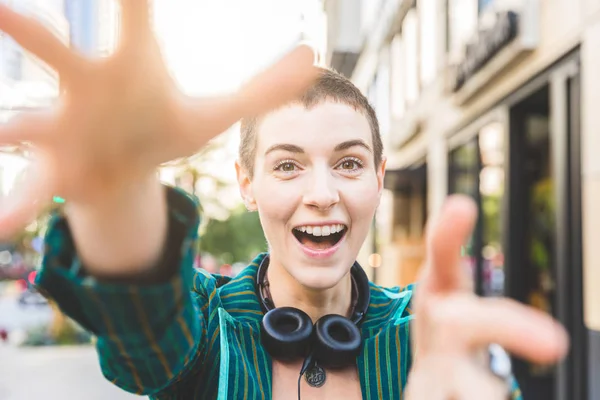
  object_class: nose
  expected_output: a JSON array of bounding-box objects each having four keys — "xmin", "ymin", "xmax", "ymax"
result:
[{"xmin": 302, "ymin": 168, "xmax": 340, "ymax": 211}]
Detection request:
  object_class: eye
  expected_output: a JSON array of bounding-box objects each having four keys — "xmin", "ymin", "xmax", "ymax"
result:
[
  {"xmin": 336, "ymin": 157, "xmax": 364, "ymax": 172},
  {"xmin": 274, "ymin": 160, "xmax": 300, "ymax": 173}
]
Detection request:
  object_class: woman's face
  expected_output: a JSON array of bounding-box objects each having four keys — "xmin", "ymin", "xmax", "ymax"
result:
[{"xmin": 237, "ymin": 101, "xmax": 386, "ymax": 290}]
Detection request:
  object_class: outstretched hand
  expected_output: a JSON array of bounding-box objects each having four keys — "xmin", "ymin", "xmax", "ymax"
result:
[
  {"xmin": 406, "ymin": 195, "xmax": 569, "ymax": 399},
  {"xmin": 0, "ymin": 0, "xmax": 318, "ymax": 238}
]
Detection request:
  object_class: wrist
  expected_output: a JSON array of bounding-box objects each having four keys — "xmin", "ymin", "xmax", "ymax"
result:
[{"xmin": 64, "ymin": 172, "xmax": 169, "ymax": 277}]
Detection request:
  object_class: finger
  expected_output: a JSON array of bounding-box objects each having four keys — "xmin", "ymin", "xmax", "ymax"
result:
[
  {"xmin": 174, "ymin": 44, "xmax": 319, "ymax": 152},
  {"xmin": 430, "ymin": 295, "xmax": 569, "ymax": 364},
  {"xmin": 0, "ymin": 161, "xmax": 53, "ymax": 240},
  {"xmin": 0, "ymin": 4, "xmax": 79, "ymax": 75},
  {"xmin": 453, "ymin": 359, "xmax": 509, "ymax": 400},
  {"xmin": 0, "ymin": 111, "xmax": 54, "ymax": 145},
  {"xmin": 404, "ymin": 358, "xmax": 451, "ymax": 400},
  {"xmin": 230, "ymin": 43, "xmax": 319, "ymax": 118},
  {"xmin": 119, "ymin": 0, "xmax": 151, "ymax": 45},
  {"xmin": 422, "ymin": 195, "xmax": 478, "ymax": 292}
]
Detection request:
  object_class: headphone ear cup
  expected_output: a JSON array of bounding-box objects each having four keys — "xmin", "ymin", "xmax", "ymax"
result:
[
  {"xmin": 312, "ymin": 314, "xmax": 362, "ymax": 369},
  {"xmin": 260, "ymin": 307, "xmax": 313, "ymax": 362}
]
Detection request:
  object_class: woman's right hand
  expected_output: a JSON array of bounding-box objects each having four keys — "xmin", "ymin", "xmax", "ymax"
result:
[
  {"xmin": 405, "ymin": 196, "xmax": 568, "ymax": 399},
  {"xmin": 0, "ymin": 0, "xmax": 317, "ymax": 239}
]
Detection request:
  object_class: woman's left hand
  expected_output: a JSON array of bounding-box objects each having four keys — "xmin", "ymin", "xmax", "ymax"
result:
[{"xmin": 405, "ymin": 195, "xmax": 569, "ymax": 399}]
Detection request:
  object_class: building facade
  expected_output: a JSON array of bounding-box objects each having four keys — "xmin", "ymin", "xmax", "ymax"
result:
[{"xmin": 325, "ymin": 0, "xmax": 599, "ymax": 399}]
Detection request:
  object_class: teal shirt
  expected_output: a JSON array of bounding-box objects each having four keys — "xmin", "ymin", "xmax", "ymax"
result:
[{"xmin": 35, "ymin": 186, "xmax": 522, "ymax": 399}]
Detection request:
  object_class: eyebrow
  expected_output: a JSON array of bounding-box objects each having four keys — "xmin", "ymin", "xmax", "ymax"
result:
[{"xmin": 264, "ymin": 139, "xmax": 372, "ymax": 156}]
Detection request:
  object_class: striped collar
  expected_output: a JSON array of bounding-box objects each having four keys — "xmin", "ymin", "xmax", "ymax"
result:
[{"xmin": 217, "ymin": 253, "xmax": 414, "ymax": 335}]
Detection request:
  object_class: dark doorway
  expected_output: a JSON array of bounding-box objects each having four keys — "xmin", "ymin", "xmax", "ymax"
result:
[
  {"xmin": 506, "ymin": 54, "xmax": 586, "ymax": 400},
  {"xmin": 508, "ymin": 84, "xmax": 555, "ymax": 400}
]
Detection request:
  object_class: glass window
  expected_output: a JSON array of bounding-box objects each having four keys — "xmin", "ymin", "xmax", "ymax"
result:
[
  {"xmin": 403, "ymin": 9, "xmax": 419, "ymax": 104},
  {"xmin": 390, "ymin": 34, "xmax": 405, "ymax": 119},
  {"xmin": 447, "ymin": 0, "xmax": 477, "ymax": 64},
  {"xmin": 448, "ymin": 139, "xmax": 479, "ymax": 197},
  {"xmin": 448, "ymin": 121, "xmax": 506, "ymax": 296},
  {"xmin": 419, "ymin": 0, "xmax": 437, "ymax": 86},
  {"xmin": 375, "ymin": 49, "xmax": 391, "ymax": 138},
  {"xmin": 448, "ymin": 139, "xmax": 480, "ymax": 281},
  {"xmin": 478, "ymin": 122, "xmax": 505, "ymax": 296}
]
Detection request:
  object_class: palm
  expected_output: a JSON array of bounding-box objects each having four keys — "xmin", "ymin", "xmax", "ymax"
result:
[
  {"xmin": 406, "ymin": 196, "xmax": 568, "ymax": 399},
  {"xmin": 0, "ymin": 0, "xmax": 317, "ymax": 238}
]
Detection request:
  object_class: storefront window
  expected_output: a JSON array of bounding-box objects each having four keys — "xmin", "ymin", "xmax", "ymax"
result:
[
  {"xmin": 448, "ymin": 122, "xmax": 506, "ymax": 296},
  {"xmin": 478, "ymin": 122, "xmax": 505, "ymax": 296},
  {"xmin": 448, "ymin": 139, "xmax": 480, "ymax": 282},
  {"xmin": 402, "ymin": 8, "xmax": 419, "ymax": 105},
  {"xmin": 390, "ymin": 34, "xmax": 405, "ymax": 119},
  {"xmin": 375, "ymin": 48, "xmax": 391, "ymax": 139},
  {"xmin": 448, "ymin": 139, "xmax": 479, "ymax": 196},
  {"xmin": 522, "ymin": 113, "xmax": 555, "ymax": 378}
]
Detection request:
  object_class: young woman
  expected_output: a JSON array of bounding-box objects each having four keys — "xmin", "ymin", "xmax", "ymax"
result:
[{"xmin": 0, "ymin": 2, "xmax": 567, "ymax": 399}]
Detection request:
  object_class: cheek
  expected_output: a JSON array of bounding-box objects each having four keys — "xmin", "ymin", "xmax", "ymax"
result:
[
  {"xmin": 342, "ymin": 180, "xmax": 380, "ymax": 222},
  {"xmin": 254, "ymin": 182, "xmax": 300, "ymax": 233}
]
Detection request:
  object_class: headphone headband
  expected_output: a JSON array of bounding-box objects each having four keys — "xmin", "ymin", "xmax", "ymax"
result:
[{"xmin": 255, "ymin": 255, "xmax": 370, "ymax": 326}]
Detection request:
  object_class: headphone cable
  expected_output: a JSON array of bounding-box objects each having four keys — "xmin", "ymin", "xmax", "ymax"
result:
[{"xmin": 297, "ymin": 355, "xmax": 315, "ymax": 400}]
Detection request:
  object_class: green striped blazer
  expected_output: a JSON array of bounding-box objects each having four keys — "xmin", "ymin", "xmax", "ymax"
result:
[{"xmin": 36, "ymin": 186, "xmax": 522, "ymax": 399}]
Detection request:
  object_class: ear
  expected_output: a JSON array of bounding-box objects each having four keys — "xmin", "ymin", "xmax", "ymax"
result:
[
  {"xmin": 235, "ymin": 160, "xmax": 257, "ymax": 211},
  {"xmin": 376, "ymin": 156, "xmax": 387, "ymax": 201}
]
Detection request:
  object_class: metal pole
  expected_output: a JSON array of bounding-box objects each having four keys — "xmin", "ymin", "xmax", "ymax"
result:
[{"xmin": 371, "ymin": 215, "xmax": 377, "ymax": 284}]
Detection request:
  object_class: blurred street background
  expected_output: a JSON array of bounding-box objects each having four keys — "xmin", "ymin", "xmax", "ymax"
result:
[{"xmin": 0, "ymin": 0, "xmax": 599, "ymax": 399}]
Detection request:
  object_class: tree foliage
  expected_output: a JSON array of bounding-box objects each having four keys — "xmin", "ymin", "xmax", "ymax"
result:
[{"xmin": 198, "ymin": 205, "xmax": 267, "ymax": 264}]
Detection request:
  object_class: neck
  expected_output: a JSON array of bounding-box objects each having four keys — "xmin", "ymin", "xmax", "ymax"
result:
[{"xmin": 265, "ymin": 258, "xmax": 353, "ymax": 322}]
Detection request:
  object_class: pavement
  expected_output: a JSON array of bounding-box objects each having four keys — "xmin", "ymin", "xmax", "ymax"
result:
[{"xmin": 0, "ymin": 345, "xmax": 145, "ymax": 399}]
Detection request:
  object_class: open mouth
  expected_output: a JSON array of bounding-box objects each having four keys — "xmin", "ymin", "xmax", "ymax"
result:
[{"xmin": 292, "ymin": 224, "xmax": 348, "ymax": 251}]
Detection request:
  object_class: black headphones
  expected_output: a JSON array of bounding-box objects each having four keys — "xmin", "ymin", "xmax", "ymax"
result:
[{"xmin": 256, "ymin": 255, "xmax": 371, "ymax": 376}]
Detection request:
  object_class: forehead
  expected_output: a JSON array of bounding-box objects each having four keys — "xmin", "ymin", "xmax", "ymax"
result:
[{"xmin": 255, "ymin": 101, "xmax": 373, "ymax": 154}]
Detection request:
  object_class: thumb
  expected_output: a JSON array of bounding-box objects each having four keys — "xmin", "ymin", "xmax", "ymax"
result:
[
  {"xmin": 233, "ymin": 43, "xmax": 319, "ymax": 117},
  {"xmin": 421, "ymin": 195, "xmax": 478, "ymax": 293},
  {"xmin": 174, "ymin": 43, "xmax": 320, "ymax": 155}
]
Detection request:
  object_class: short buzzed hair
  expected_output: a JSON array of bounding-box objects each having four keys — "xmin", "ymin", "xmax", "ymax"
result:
[{"xmin": 239, "ymin": 67, "xmax": 383, "ymax": 179}]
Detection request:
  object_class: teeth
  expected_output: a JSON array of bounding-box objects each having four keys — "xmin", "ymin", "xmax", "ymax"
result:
[{"xmin": 294, "ymin": 224, "xmax": 346, "ymax": 236}]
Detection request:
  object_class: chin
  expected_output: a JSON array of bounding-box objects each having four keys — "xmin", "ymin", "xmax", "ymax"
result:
[{"xmin": 291, "ymin": 259, "xmax": 352, "ymax": 291}]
